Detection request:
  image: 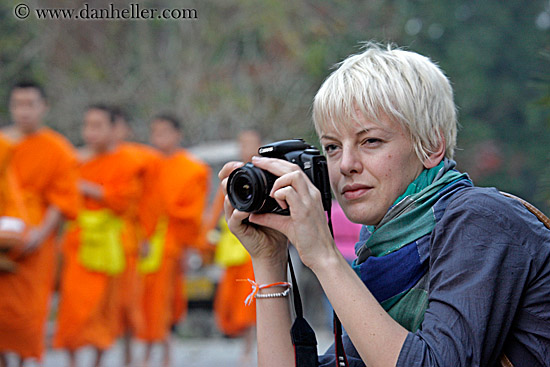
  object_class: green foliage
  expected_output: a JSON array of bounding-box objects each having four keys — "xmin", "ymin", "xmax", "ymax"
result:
[
  {"xmin": 532, "ymin": 51, "xmax": 550, "ymax": 210},
  {"xmin": 390, "ymin": 0, "xmax": 550, "ymax": 212},
  {"xmin": 0, "ymin": 0, "xmax": 548, "ymax": 210}
]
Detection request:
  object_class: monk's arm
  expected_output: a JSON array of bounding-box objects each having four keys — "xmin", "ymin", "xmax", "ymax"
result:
[
  {"xmin": 78, "ymin": 180, "xmax": 104, "ymax": 200},
  {"xmin": 24, "ymin": 206, "xmax": 63, "ymax": 252}
]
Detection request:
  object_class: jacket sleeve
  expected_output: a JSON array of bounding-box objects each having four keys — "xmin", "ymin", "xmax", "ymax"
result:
[{"xmin": 396, "ymin": 190, "xmax": 539, "ymax": 366}]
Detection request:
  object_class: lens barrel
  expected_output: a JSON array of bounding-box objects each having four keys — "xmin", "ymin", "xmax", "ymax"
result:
[{"xmin": 227, "ymin": 163, "xmax": 280, "ymax": 214}]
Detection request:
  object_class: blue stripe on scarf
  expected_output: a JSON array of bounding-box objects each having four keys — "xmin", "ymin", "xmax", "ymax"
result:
[
  {"xmin": 357, "ymin": 240, "xmax": 427, "ymax": 303},
  {"xmin": 352, "ymin": 178, "xmax": 473, "ymax": 306}
]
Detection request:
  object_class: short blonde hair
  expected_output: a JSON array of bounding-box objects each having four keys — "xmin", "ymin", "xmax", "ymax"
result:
[{"xmin": 313, "ymin": 43, "xmax": 457, "ymax": 161}]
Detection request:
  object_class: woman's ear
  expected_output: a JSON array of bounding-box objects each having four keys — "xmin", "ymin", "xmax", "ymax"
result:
[{"xmin": 423, "ymin": 135, "xmax": 446, "ymax": 169}]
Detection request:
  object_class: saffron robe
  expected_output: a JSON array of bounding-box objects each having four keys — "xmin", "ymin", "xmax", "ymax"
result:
[
  {"xmin": 0, "ymin": 128, "xmax": 80, "ymax": 359},
  {"xmin": 137, "ymin": 149, "xmax": 209, "ymax": 342},
  {"xmin": 53, "ymin": 147, "xmax": 140, "ymax": 350},
  {"xmin": 214, "ymin": 257, "xmax": 257, "ymax": 336},
  {"xmin": 204, "ymin": 186, "xmax": 257, "ymax": 336},
  {"xmin": 114, "ymin": 142, "xmax": 161, "ymax": 337}
]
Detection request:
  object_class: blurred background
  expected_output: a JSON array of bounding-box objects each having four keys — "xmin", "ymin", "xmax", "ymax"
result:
[
  {"xmin": 0, "ymin": 1, "xmax": 549, "ymax": 365},
  {"xmin": 0, "ymin": 0, "xmax": 550, "ymax": 212},
  {"xmin": 1, "ymin": 0, "xmax": 549, "ymax": 211}
]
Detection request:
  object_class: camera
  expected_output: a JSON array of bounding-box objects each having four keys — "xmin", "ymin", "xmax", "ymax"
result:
[{"xmin": 227, "ymin": 139, "xmax": 332, "ymax": 215}]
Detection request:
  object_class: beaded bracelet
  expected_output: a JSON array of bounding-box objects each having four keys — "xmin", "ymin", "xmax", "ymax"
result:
[
  {"xmin": 255, "ymin": 287, "xmax": 292, "ymax": 299},
  {"xmin": 239, "ymin": 279, "xmax": 292, "ymax": 306}
]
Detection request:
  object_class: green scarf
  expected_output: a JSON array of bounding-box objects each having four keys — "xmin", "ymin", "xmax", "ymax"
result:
[{"xmin": 353, "ymin": 159, "xmax": 471, "ymax": 330}]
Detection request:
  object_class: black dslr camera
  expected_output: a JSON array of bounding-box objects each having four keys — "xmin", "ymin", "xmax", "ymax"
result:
[{"xmin": 227, "ymin": 139, "xmax": 332, "ymax": 215}]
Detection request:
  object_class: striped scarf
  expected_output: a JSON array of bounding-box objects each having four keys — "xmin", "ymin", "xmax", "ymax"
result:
[{"xmin": 352, "ymin": 159, "xmax": 472, "ymax": 331}]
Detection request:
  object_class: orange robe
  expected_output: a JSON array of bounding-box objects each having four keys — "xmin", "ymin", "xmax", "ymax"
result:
[
  {"xmin": 0, "ymin": 136, "xmax": 19, "ymax": 273},
  {"xmin": 53, "ymin": 147, "xmax": 140, "ymax": 350},
  {"xmin": 210, "ymin": 185, "xmax": 256, "ymax": 336},
  {"xmin": 0, "ymin": 128, "xmax": 80, "ymax": 359},
  {"xmin": 137, "ymin": 149, "xmax": 209, "ymax": 342},
  {"xmin": 198, "ymin": 186, "xmax": 256, "ymax": 336},
  {"xmin": 196, "ymin": 185, "xmax": 226, "ymax": 255},
  {"xmin": 114, "ymin": 142, "xmax": 161, "ymax": 336},
  {"xmin": 214, "ymin": 258, "xmax": 257, "ymax": 336},
  {"xmin": 0, "ymin": 135, "xmax": 10, "ymax": 169},
  {"xmin": 0, "ymin": 135, "xmax": 14, "ymax": 213}
]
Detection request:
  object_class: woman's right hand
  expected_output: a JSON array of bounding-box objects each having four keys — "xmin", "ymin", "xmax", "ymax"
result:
[{"xmin": 218, "ymin": 161, "xmax": 288, "ymax": 266}]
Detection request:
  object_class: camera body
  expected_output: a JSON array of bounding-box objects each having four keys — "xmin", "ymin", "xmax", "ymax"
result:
[{"xmin": 227, "ymin": 139, "xmax": 332, "ymax": 215}]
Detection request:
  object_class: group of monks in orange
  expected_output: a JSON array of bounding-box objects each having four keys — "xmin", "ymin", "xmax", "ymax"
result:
[{"xmin": 0, "ymin": 81, "xmax": 258, "ymax": 367}]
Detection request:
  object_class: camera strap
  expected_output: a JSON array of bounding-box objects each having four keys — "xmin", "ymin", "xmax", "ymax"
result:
[
  {"xmin": 326, "ymin": 211, "xmax": 350, "ymax": 367},
  {"xmin": 288, "ymin": 208, "xmax": 349, "ymax": 367},
  {"xmin": 288, "ymin": 251, "xmax": 319, "ymax": 366}
]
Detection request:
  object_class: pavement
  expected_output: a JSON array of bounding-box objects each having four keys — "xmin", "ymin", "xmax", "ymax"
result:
[
  {"xmin": 44, "ymin": 333, "xmax": 332, "ymax": 367},
  {"xmin": 31, "ymin": 307, "xmax": 333, "ymax": 367},
  {"xmin": 39, "ymin": 331, "xmax": 333, "ymax": 367},
  {"xmin": 43, "ymin": 337, "xmax": 257, "ymax": 367},
  {"xmin": 5, "ymin": 262, "xmax": 334, "ymax": 367}
]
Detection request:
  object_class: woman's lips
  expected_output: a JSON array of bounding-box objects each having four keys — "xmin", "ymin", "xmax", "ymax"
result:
[{"xmin": 341, "ymin": 184, "xmax": 372, "ymax": 200}]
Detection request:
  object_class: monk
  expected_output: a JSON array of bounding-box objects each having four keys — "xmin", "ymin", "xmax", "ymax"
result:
[
  {"xmin": 0, "ymin": 81, "xmax": 80, "ymax": 367},
  {"xmin": 111, "ymin": 106, "xmax": 160, "ymax": 367},
  {"xmin": 0, "ymin": 135, "xmax": 18, "ymax": 274},
  {"xmin": 137, "ymin": 114, "xmax": 209, "ymax": 367},
  {"xmin": 53, "ymin": 105, "xmax": 140, "ymax": 367},
  {"xmin": 0, "ymin": 135, "xmax": 11, "ymax": 174},
  {"xmin": 213, "ymin": 130, "xmax": 260, "ymax": 365}
]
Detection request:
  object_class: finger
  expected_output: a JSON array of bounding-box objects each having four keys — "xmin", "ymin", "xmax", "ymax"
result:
[
  {"xmin": 269, "ymin": 170, "xmax": 311, "ymax": 197},
  {"xmin": 273, "ymin": 185, "xmax": 306, "ymax": 214},
  {"xmin": 231, "ymin": 209, "xmax": 250, "ymax": 224},
  {"xmin": 271, "ymin": 186, "xmax": 292, "ymax": 210},
  {"xmin": 270, "ymin": 170, "xmax": 321, "ymax": 213},
  {"xmin": 223, "ymin": 195, "xmax": 235, "ymax": 220},
  {"xmin": 224, "ymin": 196, "xmax": 250, "ymax": 231},
  {"xmin": 250, "ymin": 156, "xmax": 301, "ymax": 177},
  {"xmin": 248, "ymin": 212, "xmax": 293, "ymax": 240},
  {"xmin": 218, "ymin": 161, "xmax": 245, "ymax": 181},
  {"xmin": 228, "ymin": 210, "xmax": 252, "ymax": 238},
  {"xmin": 220, "ymin": 177, "xmax": 228, "ymax": 195}
]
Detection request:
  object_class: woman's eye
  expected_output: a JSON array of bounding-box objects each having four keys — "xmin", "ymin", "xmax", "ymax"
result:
[
  {"xmin": 364, "ymin": 138, "xmax": 382, "ymax": 145},
  {"xmin": 324, "ymin": 144, "xmax": 338, "ymax": 153}
]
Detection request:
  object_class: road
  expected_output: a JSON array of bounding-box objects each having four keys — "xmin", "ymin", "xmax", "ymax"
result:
[
  {"xmin": 16, "ymin": 265, "xmax": 333, "ymax": 367},
  {"xmin": 43, "ymin": 337, "xmax": 256, "ymax": 367},
  {"xmin": 36, "ymin": 307, "xmax": 333, "ymax": 367},
  {"xmin": 41, "ymin": 332, "xmax": 333, "ymax": 367}
]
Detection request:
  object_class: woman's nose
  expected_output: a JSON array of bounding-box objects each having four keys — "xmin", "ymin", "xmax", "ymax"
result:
[{"xmin": 340, "ymin": 147, "xmax": 362, "ymax": 176}]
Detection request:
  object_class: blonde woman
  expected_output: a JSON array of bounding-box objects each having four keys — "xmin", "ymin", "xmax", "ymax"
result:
[{"xmin": 219, "ymin": 43, "xmax": 550, "ymax": 367}]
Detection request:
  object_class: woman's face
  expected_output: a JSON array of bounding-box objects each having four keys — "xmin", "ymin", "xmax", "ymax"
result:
[{"xmin": 320, "ymin": 113, "xmax": 425, "ymax": 226}]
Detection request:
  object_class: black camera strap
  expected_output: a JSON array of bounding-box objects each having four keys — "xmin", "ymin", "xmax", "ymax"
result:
[
  {"xmin": 326, "ymin": 211, "xmax": 350, "ymax": 367},
  {"xmin": 288, "ymin": 252, "xmax": 319, "ymax": 366},
  {"xmin": 333, "ymin": 312, "xmax": 349, "ymax": 367},
  {"xmin": 288, "ymin": 208, "xmax": 349, "ymax": 367}
]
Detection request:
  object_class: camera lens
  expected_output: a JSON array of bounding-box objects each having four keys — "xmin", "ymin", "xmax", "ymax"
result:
[
  {"xmin": 227, "ymin": 163, "xmax": 280, "ymax": 213},
  {"xmin": 233, "ymin": 175, "xmax": 253, "ymax": 202}
]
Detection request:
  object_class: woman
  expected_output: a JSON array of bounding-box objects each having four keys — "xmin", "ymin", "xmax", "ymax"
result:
[{"xmin": 219, "ymin": 43, "xmax": 550, "ymax": 367}]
